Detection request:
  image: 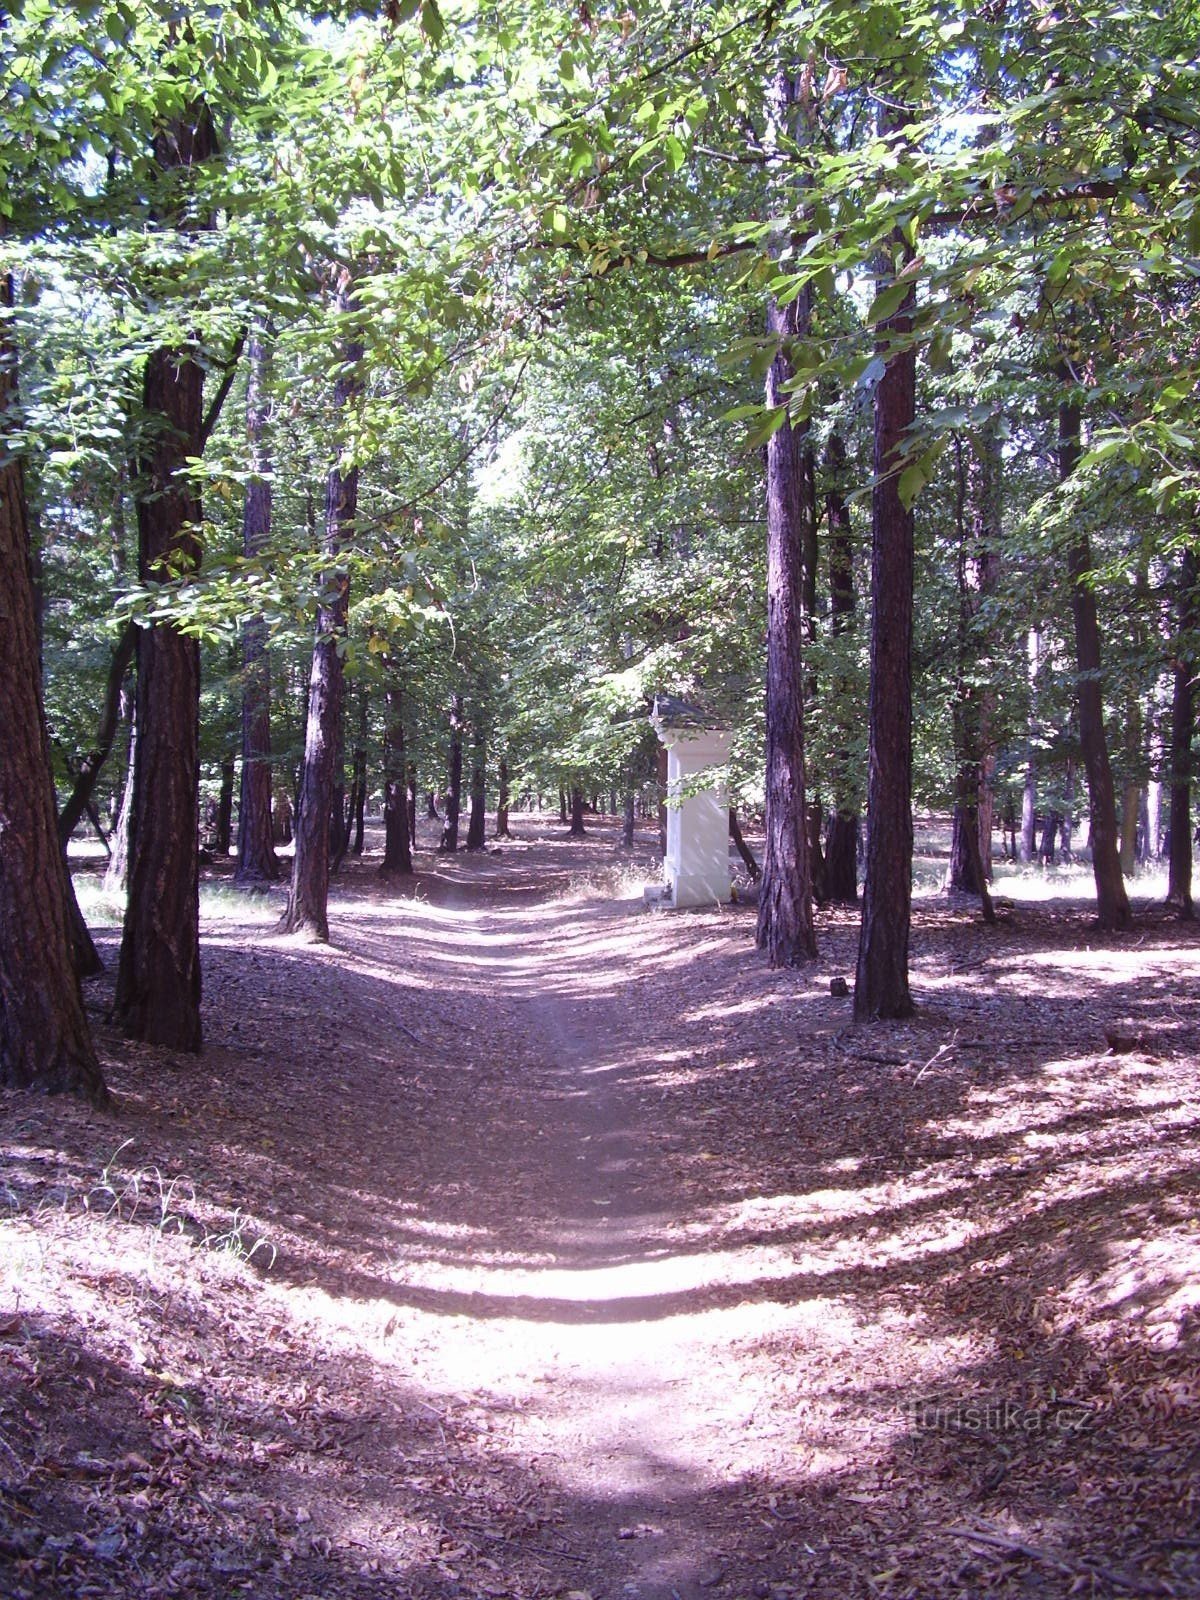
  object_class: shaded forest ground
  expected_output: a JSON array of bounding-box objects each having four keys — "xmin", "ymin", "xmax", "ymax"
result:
[{"xmin": 3, "ymin": 813, "xmax": 1199, "ymax": 1600}]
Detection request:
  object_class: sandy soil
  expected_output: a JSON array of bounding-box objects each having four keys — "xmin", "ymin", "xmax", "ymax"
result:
[{"xmin": 2, "ymin": 814, "xmax": 1199, "ymax": 1599}]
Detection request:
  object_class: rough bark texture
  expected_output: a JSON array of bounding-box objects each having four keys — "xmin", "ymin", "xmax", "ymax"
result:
[
  {"xmin": 235, "ymin": 327, "xmax": 280, "ymax": 887},
  {"xmin": 113, "ymin": 357, "xmax": 205, "ymax": 1047},
  {"xmin": 466, "ymin": 742, "xmax": 487, "ymax": 851},
  {"xmin": 279, "ymin": 280, "xmax": 362, "ymax": 940},
  {"xmin": 438, "ymin": 696, "xmax": 464, "ymax": 853},
  {"xmin": 380, "ymin": 682, "xmax": 413, "ymax": 876},
  {"xmin": 1060, "ymin": 373, "xmax": 1131, "ymax": 931},
  {"xmin": 855, "ymin": 199, "xmax": 916, "ymax": 1021},
  {"xmin": 496, "ymin": 756, "xmax": 512, "ymax": 839},
  {"xmin": 1166, "ymin": 547, "xmax": 1198, "ymax": 917},
  {"xmin": 0, "ymin": 273, "xmax": 108, "ymax": 1104},
  {"xmin": 756, "ymin": 288, "xmax": 818, "ymax": 966},
  {"xmin": 824, "ymin": 432, "xmax": 859, "ymax": 903},
  {"xmin": 114, "ymin": 104, "xmax": 217, "ymax": 1048}
]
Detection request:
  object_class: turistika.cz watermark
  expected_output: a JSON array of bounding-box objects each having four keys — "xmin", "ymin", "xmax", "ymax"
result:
[{"xmin": 903, "ymin": 1397, "xmax": 1093, "ymax": 1435}]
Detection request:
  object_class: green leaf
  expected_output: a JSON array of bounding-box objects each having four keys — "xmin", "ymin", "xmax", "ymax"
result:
[{"xmin": 868, "ymin": 279, "xmax": 913, "ymax": 326}]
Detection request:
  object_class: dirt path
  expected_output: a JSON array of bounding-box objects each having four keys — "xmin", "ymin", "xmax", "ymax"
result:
[{"xmin": 3, "ymin": 816, "xmax": 1200, "ymax": 1599}]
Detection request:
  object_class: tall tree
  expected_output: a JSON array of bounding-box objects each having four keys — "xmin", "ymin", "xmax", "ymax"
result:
[
  {"xmin": 1058, "ymin": 357, "xmax": 1131, "ymax": 931},
  {"xmin": 235, "ymin": 325, "xmax": 281, "ymax": 887},
  {"xmin": 756, "ymin": 67, "xmax": 817, "ymax": 967},
  {"xmin": 855, "ymin": 102, "xmax": 917, "ymax": 1021},
  {"xmin": 1166, "ymin": 545, "xmax": 1198, "ymax": 918},
  {"xmin": 279, "ymin": 272, "xmax": 363, "ymax": 940},
  {"xmin": 114, "ymin": 102, "xmax": 218, "ymax": 1049},
  {"xmin": 0, "ymin": 270, "xmax": 108, "ymax": 1104}
]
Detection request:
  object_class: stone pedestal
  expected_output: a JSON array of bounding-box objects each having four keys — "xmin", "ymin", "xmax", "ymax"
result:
[{"xmin": 651, "ymin": 712, "xmax": 732, "ymax": 909}]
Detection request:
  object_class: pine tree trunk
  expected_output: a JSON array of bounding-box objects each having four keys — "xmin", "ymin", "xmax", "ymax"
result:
[
  {"xmin": 0, "ymin": 270, "xmax": 108, "ymax": 1103},
  {"xmin": 114, "ymin": 346, "xmax": 205, "ymax": 1047},
  {"xmin": 280, "ymin": 275, "xmax": 362, "ymax": 940},
  {"xmin": 756, "ymin": 287, "xmax": 817, "ymax": 965},
  {"xmin": 114, "ymin": 103, "xmax": 217, "ymax": 1047},
  {"xmin": 380, "ymin": 681, "xmax": 412, "ymax": 876},
  {"xmin": 855, "ymin": 154, "xmax": 916, "ymax": 1021},
  {"xmin": 495, "ymin": 755, "xmax": 512, "ymax": 838},
  {"xmin": 235, "ymin": 326, "xmax": 280, "ymax": 886},
  {"xmin": 439, "ymin": 694, "xmax": 463, "ymax": 852},
  {"xmin": 466, "ymin": 741, "xmax": 487, "ymax": 851},
  {"xmin": 214, "ymin": 754, "xmax": 235, "ymax": 855},
  {"xmin": 1166, "ymin": 547, "xmax": 1197, "ymax": 916},
  {"xmin": 1060, "ymin": 369, "xmax": 1131, "ymax": 930},
  {"xmin": 824, "ymin": 430, "xmax": 859, "ymax": 903}
]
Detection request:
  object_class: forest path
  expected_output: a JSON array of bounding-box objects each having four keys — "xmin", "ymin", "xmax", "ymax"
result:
[
  {"xmin": 8, "ymin": 816, "xmax": 1200, "ymax": 1600},
  {"xmin": 354, "ymin": 848, "xmax": 818, "ymax": 1598}
]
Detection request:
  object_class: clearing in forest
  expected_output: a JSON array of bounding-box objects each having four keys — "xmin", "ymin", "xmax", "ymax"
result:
[{"xmin": 2, "ymin": 815, "xmax": 1199, "ymax": 1600}]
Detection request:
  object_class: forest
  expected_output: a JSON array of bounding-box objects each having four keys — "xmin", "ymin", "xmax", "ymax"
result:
[{"xmin": 2, "ymin": 1, "xmax": 1200, "ymax": 1597}]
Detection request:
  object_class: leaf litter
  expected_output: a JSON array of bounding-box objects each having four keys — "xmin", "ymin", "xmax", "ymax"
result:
[{"xmin": 2, "ymin": 815, "xmax": 1199, "ymax": 1600}]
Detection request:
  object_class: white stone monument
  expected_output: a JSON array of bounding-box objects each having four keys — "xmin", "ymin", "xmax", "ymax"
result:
[{"xmin": 650, "ymin": 697, "xmax": 732, "ymax": 909}]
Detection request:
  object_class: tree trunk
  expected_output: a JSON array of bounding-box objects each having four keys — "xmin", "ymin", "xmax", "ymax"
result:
[
  {"xmin": 57, "ymin": 620, "xmax": 136, "ymax": 848},
  {"xmin": 380, "ymin": 680, "xmax": 412, "ymax": 876},
  {"xmin": 214, "ymin": 754, "xmax": 235, "ymax": 855},
  {"xmin": 756, "ymin": 288, "xmax": 817, "ymax": 964},
  {"xmin": 855, "ymin": 141, "xmax": 917, "ymax": 1022},
  {"xmin": 439, "ymin": 694, "xmax": 463, "ymax": 852},
  {"xmin": 1166, "ymin": 546, "xmax": 1197, "ymax": 916},
  {"xmin": 235, "ymin": 325, "xmax": 280, "ymax": 887},
  {"xmin": 495, "ymin": 755, "xmax": 512, "ymax": 838},
  {"xmin": 730, "ymin": 808, "xmax": 761, "ymax": 881},
  {"xmin": 114, "ymin": 349, "xmax": 205, "ymax": 1045},
  {"xmin": 106, "ymin": 698, "xmax": 135, "ymax": 894},
  {"xmin": 1060, "ymin": 365, "xmax": 1131, "ymax": 930},
  {"xmin": 466, "ymin": 733, "xmax": 487, "ymax": 850},
  {"xmin": 279, "ymin": 274, "xmax": 362, "ymax": 940},
  {"xmin": 947, "ymin": 431, "xmax": 993, "ymax": 925},
  {"xmin": 622, "ymin": 789, "xmax": 636, "ymax": 848},
  {"xmin": 426, "ymin": 790, "xmax": 440, "ymax": 820},
  {"xmin": 0, "ymin": 269, "xmax": 108, "ymax": 1103},
  {"xmin": 824, "ymin": 430, "xmax": 859, "ymax": 903},
  {"xmin": 351, "ymin": 690, "xmax": 368, "ymax": 856},
  {"xmin": 114, "ymin": 102, "xmax": 218, "ymax": 1048},
  {"xmin": 406, "ymin": 764, "xmax": 418, "ymax": 854},
  {"xmin": 569, "ymin": 785, "xmax": 586, "ymax": 836}
]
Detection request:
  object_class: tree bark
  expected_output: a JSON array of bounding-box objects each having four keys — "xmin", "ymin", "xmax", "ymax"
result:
[
  {"xmin": 824, "ymin": 431, "xmax": 859, "ymax": 903},
  {"xmin": 57, "ymin": 620, "xmax": 136, "ymax": 848},
  {"xmin": 495, "ymin": 755, "xmax": 512, "ymax": 838},
  {"xmin": 569, "ymin": 785, "xmax": 586, "ymax": 836},
  {"xmin": 350, "ymin": 690, "xmax": 368, "ymax": 856},
  {"xmin": 235, "ymin": 325, "xmax": 280, "ymax": 887},
  {"xmin": 438, "ymin": 694, "xmax": 464, "ymax": 852},
  {"xmin": 855, "ymin": 149, "xmax": 916, "ymax": 1021},
  {"xmin": 730, "ymin": 808, "xmax": 761, "ymax": 881},
  {"xmin": 0, "ymin": 269, "xmax": 108, "ymax": 1103},
  {"xmin": 214, "ymin": 754, "xmax": 235, "ymax": 855},
  {"xmin": 756, "ymin": 305, "xmax": 816, "ymax": 959},
  {"xmin": 1059, "ymin": 364, "xmax": 1131, "ymax": 930},
  {"xmin": 279, "ymin": 274, "xmax": 362, "ymax": 940},
  {"xmin": 1166, "ymin": 546, "xmax": 1198, "ymax": 916},
  {"xmin": 465, "ymin": 731, "xmax": 487, "ymax": 850},
  {"xmin": 380, "ymin": 679, "xmax": 413, "ymax": 876},
  {"xmin": 114, "ymin": 102, "xmax": 218, "ymax": 1048}
]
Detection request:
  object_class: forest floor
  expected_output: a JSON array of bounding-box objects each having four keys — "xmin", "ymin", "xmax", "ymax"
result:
[{"xmin": 3, "ymin": 814, "xmax": 1200, "ymax": 1600}]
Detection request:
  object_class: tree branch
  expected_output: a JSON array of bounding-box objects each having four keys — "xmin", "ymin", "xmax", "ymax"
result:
[{"xmin": 199, "ymin": 326, "xmax": 248, "ymax": 449}]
